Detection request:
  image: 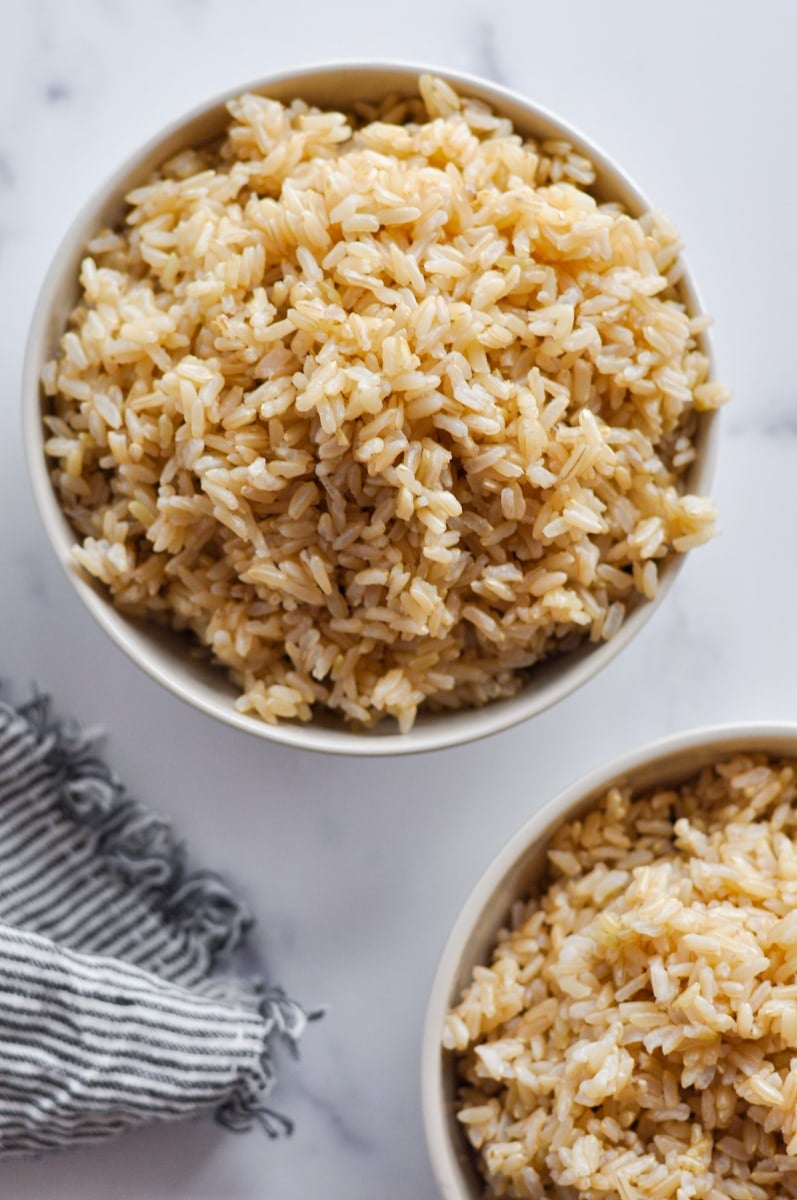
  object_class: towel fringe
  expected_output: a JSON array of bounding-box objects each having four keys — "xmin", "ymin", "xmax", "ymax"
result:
[
  {"xmin": 9, "ymin": 693, "xmax": 250, "ymax": 967},
  {"xmin": 214, "ymin": 991, "xmax": 323, "ymax": 1134},
  {"xmin": 215, "ymin": 1095, "xmax": 295, "ymax": 1138},
  {"xmin": 1, "ymin": 691, "xmax": 320, "ymax": 1138}
]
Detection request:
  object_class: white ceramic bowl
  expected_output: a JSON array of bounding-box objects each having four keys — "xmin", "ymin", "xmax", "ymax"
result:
[
  {"xmin": 23, "ymin": 62, "xmax": 720, "ymax": 756},
  {"xmin": 421, "ymin": 722, "xmax": 797, "ymax": 1197}
]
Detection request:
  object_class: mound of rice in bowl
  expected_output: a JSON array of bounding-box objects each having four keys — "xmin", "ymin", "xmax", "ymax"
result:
[
  {"xmin": 444, "ymin": 755, "xmax": 797, "ymax": 1199},
  {"xmin": 43, "ymin": 75, "xmax": 728, "ymax": 732}
]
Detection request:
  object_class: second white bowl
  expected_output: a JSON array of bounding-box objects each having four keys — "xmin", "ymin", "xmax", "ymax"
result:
[{"xmin": 421, "ymin": 722, "xmax": 797, "ymax": 1197}]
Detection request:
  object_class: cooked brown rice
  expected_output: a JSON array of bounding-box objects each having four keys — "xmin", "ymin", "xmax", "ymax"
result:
[
  {"xmin": 444, "ymin": 755, "xmax": 797, "ymax": 1199},
  {"xmin": 43, "ymin": 75, "xmax": 727, "ymax": 731}
]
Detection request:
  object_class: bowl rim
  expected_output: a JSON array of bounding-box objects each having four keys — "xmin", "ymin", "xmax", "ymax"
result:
[
  {"xmin": 23, "ymin": 59, "xmax": 721, "ymax": 757},
  {"xmin": 421, "ymin": 720, "xmax": 797, "ymax": 1197}
]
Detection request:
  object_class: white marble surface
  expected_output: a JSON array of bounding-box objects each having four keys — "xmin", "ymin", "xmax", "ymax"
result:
[{"xmin": 1, "ymin": 0, "xmax": 796, "ymax": 1195}]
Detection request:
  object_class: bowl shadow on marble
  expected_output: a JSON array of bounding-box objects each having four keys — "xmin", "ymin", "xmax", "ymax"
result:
[
  {"xmin": 23, "ymin": 61, "xmax": 719, "ymax": 757},
  {"xmin": 421, "ymin": 723, "xmax": 797, "ymax": 1199}
]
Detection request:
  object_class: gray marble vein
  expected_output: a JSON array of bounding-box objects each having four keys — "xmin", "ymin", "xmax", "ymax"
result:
[{"xmin": 469, "ymin": 18, "xmax": 507, "ymax": 85}]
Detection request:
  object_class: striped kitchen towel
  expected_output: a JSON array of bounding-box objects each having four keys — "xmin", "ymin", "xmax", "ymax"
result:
[{"xmin": 0, "ymin": 693, "xmax": 315, "ymax": 1157}]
